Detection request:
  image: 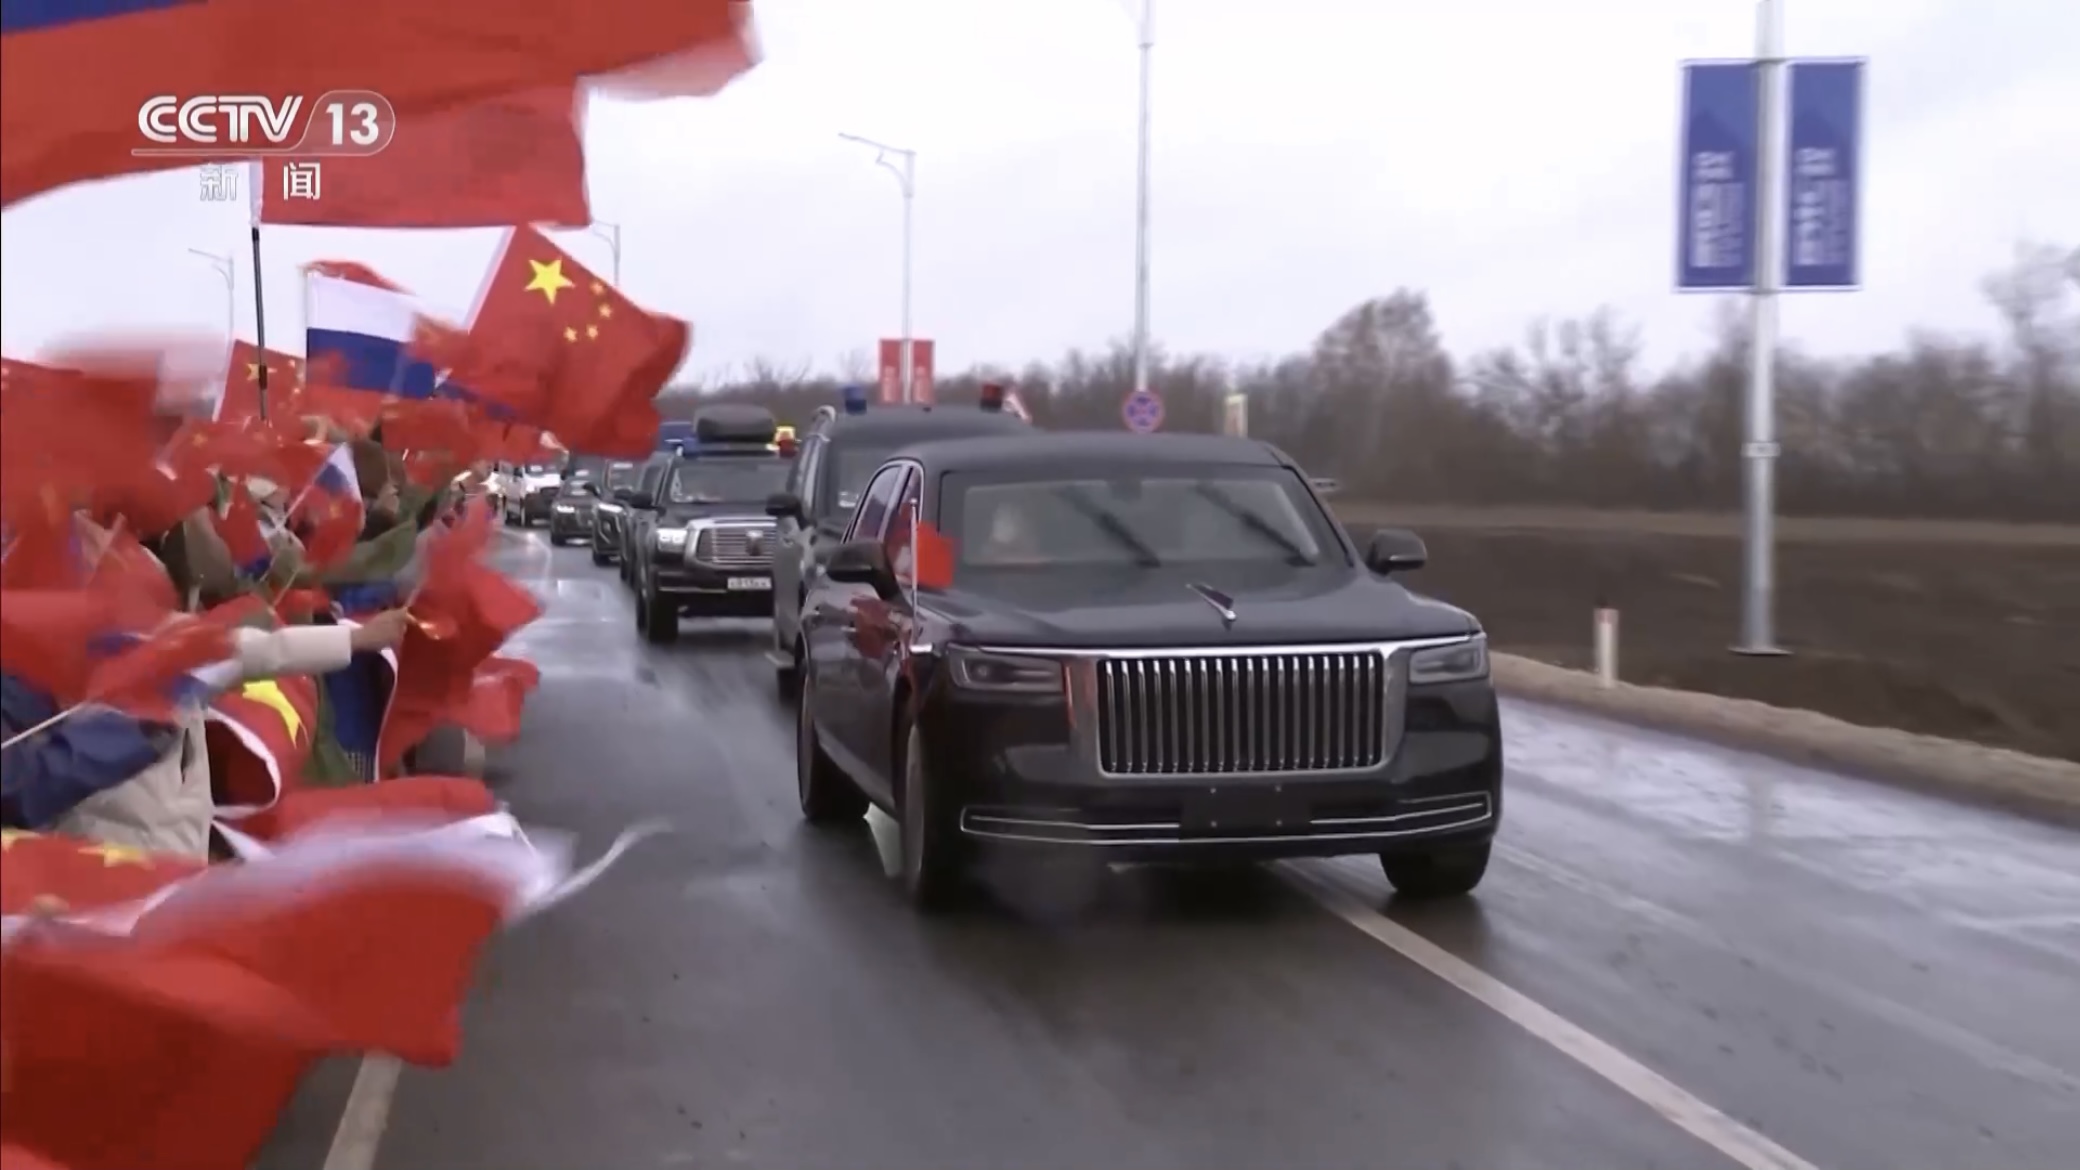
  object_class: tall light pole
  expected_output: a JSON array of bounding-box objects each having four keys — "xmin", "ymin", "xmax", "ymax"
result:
[
  {"xmin": 188, "ymin": 247, "xmax": 235, "ymax": 339},
  {"xmin": 839, "ymin": 132, "xmax": 918, "ymax": 403},
  {"xmin": 1129, "ymin": 0, "xmax": 1154, "ymax": 397},
  {"xmin": 1737, "ymin": 0, "xmax": 1787, "ymax": 655},
  {"xmin": 589, "ymin": 221, "xmax": 623, "ymax": 285}
]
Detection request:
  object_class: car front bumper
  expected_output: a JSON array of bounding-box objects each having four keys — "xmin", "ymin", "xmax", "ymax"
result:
[
  {"xmin": 548, "ymin": 508, "xmax": 594, "ymax": 539},
  {"xmin": 921, "ymin": 674, "xmax": 1502, "ymax": 864},
  {"xmin": 646, "ymin": 559, "xmax": 776, "ymax": 615}
]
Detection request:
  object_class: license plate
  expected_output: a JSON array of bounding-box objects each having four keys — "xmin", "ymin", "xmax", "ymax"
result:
[
  {"xmin": 726, "ymin": 577, "xmax": 772, "ymax": 591},
  {"xmin": 1179, "ymin": 786, "xmax": 1306, "ymax": 835}
]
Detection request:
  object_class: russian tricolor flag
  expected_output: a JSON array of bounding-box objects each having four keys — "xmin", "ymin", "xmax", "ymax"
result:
[
  {"xmin": 292, "ymin": 443, "xmax": 367, "ymax": 568},
  {"xmin": 304, "ymin": 265, "xmax": 446, "ymax": 401}
]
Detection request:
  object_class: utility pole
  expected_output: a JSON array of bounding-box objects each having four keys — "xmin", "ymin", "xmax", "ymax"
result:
[
  {"xmin": 1737, "ymin": 0, "xmax": 1787, "ymax": 655},
  {"xmin": 1130, "ymin": 0, "xmax": 1155, "ymax": 396},
  {"xmin": 839, "ymin": 133, "xmax": 919, "ymax": 403}
]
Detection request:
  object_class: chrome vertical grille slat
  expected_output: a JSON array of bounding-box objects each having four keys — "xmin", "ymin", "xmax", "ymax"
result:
[
  {"xmin": 689, "ymin": 523, "xmax": 774, "ymax": 569},
  {"xmin": 1094, "ymin": 650, "xmax": 1395, "ymax": 776}
]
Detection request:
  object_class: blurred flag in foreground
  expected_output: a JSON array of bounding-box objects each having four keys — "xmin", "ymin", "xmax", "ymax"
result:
[
  {"xmin": 1, "ymin": 0, "xmax": 758, "ymax": 206},
  {"xmin": 257, "ymin": 87, "xmax": 590, "ymax": 230}
]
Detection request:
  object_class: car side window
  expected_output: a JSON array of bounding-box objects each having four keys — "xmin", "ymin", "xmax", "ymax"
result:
[{"xmin": 846, "ymin": 465, "xmax": 906, "ymax": 542}]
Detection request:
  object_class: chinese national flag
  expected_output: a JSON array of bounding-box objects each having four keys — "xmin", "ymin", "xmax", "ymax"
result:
[
  {"xmin": 436, "ymin": 226, "xmax": 686, "ymax": 457},
  {"xmin": 216, "ymin": 342, "xmax": 304, "ymax": 425},
  {"xmin": 2, "ymin": 0, "xmax": 758, "ymax": 208},
  {"xmin": 259, "ymin": 87, "xmax": 589, "ymax": 229},
  {"xmin": 0, "ymin": 361, "xmax": 165, "ymax": 534},
  {"xmin": 0, "ymin": 829, "xmax": 205, "ymax": 917},
  {"xmin": 204, "ymin": 675, "xmax": 322, "ymax": 817},
  {"xmin": 242, "ymin": 776, "xmax": 499, "ymax": 843}
]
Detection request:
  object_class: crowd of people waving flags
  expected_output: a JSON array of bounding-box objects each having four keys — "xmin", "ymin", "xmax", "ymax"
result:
[{"xmin": 1, "ymin": 3, "xmax": 762, "ymax": 1161}]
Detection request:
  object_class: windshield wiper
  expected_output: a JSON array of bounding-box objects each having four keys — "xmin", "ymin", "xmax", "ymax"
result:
[
  {"xmin": 1190, "ymin": 484, "xmax": 1318, "ymax": 566},
  {"xmin": 1054, "ymin": 485, "xmax": 1163, "ymax": 566}
]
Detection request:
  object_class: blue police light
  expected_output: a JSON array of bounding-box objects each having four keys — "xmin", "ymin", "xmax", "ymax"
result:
[{"xmin": 841, "ymin": 384, "xmax": 870, "ymax": 415}]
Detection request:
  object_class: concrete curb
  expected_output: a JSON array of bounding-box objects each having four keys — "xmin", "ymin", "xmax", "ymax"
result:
[{"xmin": 1492, "ymin": 652, "xmax": 2080, "ymax": 819}]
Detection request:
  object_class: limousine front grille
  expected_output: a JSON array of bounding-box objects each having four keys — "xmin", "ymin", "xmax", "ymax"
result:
[
  {"xmin": 691, "ymin": 524, "xmax": 773, "ymax": 569},
  {"xmin": 1093, "ymin": 650, "xmax": 1397, "ymax": 776}
]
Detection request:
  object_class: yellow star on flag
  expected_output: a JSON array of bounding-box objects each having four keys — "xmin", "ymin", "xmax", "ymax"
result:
[
  {"xmin": 585, "ymin": 324, "xmax": 599, "ymax": 340},
  {"xmin": 598, "ymin": 303, "xmax": 614, "ymax": 320},
  {"xmin": 563, "ymin": 326, "xmax": 579, "ymax": 343},
  {"xmin": 247, "ymin": 362, "xmax": 265, "ymax": 382},
  {"xmin": 0, "ymin": 828, "xmax": 36, "ymax": 851},
  {"xmin": 238, "ymin": 679, "xmax": 307, "ymax": 743},
  {"xmin": 82, "ymin": 842, "xmax": 153, "ymax": 867},
  {"xmin": 525, "ymin": 258, "xmax": 575, "ymax": 305}
]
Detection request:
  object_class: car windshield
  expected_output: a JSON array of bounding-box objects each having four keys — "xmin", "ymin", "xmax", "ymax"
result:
[
  {"xmin": 942, "ymin": 467, "xmax": 1341, "ymax": 577},
  {"xmin": 603, "ymin": 461, "xmax": 640, "ymax": 491},
  {"xmin": 666, "ymin": 458, "xmax": 790, "ymax": 505},
  {"xmin": 830, "ymin": 444, "xmax": 900, "ymax": 511},
  {"xmin": 517, "ymin": 463, "xmax": 556, "ymax": 477}
]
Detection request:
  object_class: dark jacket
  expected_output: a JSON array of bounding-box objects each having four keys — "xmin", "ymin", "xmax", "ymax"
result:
[{"xmin": 0, "ymin": 674, "xmax": 175, "ymax": 830}]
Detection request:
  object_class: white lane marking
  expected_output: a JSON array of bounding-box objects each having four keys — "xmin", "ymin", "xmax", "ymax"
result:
[
  {"xmin": 322, "ymin": 1054, "xmax": 403, "ymax": 1170},
  {"xmin": 1280, "ymin": 864, "xmax": 1823, "ymax": 1170}
]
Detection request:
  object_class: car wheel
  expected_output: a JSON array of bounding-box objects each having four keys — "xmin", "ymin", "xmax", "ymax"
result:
[
  {"xmin": 796, "ymin": 674, "xmax": 866, "ymax": 824},
  {"xmin": 896, "ymin": 715, "xmax": 964, "ymax": 911},
  {"xmin": 640, "ymin": 586, "xmax": 677, "ymax": 645},
  {"xmin": 501, "ymin": 504, "xmax": 516, "ymax": 527},
  {"xmin": 590, "ymin": 545, "xmax": 610, "ymax": 567},
  {"xmin": 1379, "ymin": 842, "xmax": 1491, "ymax": 899}
]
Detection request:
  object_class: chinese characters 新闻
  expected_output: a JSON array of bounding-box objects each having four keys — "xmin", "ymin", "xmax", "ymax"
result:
[
  {"xmin": 281, "ymin": 162, "xmax": 322, "ymax": 201},
  {"xmin": 1790, "ymin": 146, "xmax": 1849, "ymax": 273},
  {"xmin": 1687, "ymin": 151, "xmax": 1746, "ymax": 271}
]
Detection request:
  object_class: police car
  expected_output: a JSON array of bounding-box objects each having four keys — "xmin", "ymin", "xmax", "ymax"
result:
[
  {"xmin": 626, "ymin": 405, "xmax": 797, "ymax": 645},
  {"xmin": 766, "ymin": 383, "xmax": 1032, "ymax": 698}
]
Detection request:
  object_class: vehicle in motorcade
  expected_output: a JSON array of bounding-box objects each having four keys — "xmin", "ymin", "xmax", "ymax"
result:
[
  {"xmin": 790, "ymin": 431, "xmax": 1500, "ymax": 910},
  {"xmin": 625, "ymin": 406, "xmax": 797, "ymax": 644},
  {"xmin": 765, "ymin": 383, "xmax": 1032, "ymax": 699},
  {"xmin": 583, "ymin": 457, "xmax": 646, "ymax": 565},
  {"xmin": 615, "ymin": 451, "xmax": 676, "ymax": 584},
  {"xmin": 498, "ymin": 460, "xmax": 565, "ymax": 527}
]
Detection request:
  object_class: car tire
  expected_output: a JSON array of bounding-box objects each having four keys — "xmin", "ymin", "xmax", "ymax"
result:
[
  {"xmin": 796, "ymin": 674, "xmax": 866, "ymax": 824},
  {"xmin": 896, "ymin": 714, "xmax": 965, "ymax": 912},
  {"xmin": 590, "ymin": 545, "xmax": 610, "ymax": 567},
  {"xmin": 501, "ymin": 504, "xmax": 516, "ymax": 527},
  {"xmin": 1379, "ymin": 842, "xmax": 1491, "ymax": 899},
  {"xmin": 640, "ymin": 586, "xmax": 677, "ymax": 645}
]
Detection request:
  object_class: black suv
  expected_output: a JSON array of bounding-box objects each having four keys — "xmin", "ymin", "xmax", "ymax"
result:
[
  {"xmin": 626, "ymin": 406, "xmax": 796, "ymax": 644},
  {"xmin": 765, "ymin": 386, "xmax": 1031, "ymax": 699},
  {"xmin": 792, "ymin": 431, "xmax": 1500, "ymax": 910},
  {"xmin": 583, "ymin": 457, "xmax": 645, "ymax": 565}
]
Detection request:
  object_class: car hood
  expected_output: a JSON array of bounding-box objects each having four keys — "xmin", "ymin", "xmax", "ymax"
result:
[
  {"xmin": 658, "ymin": 503, "xmax": 773, "ymax": 525},
  {"xmin": 927, "ymin": 569, "xmax": 1477, "ymax": 649}
]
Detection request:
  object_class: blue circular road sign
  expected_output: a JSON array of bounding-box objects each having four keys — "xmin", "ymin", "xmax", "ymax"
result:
[{"xmin": 1122, "ymin": 389, "xmax": 1165, "ymax": 434}]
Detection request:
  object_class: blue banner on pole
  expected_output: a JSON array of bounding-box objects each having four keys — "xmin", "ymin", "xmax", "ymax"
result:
[
  {"xmin": 1784, "ymin": 59, "xmax": 1864, "ymax": 290},
  {"xmin": 1676, "ymin": 61, "xmax": 1760, "ymax": 291}
]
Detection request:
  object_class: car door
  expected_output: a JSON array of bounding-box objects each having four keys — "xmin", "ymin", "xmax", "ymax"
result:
[
  {"xmin": 807, "ymin": 464, "xmax": 904, "ymax": 777},
  {"xmin": 772, "ymin": 435, "xmax": 825, "ymax": 649},
  {"xmin": 852, "ymin": 466, "xmax": 921, "ymax": 789},
  {"xmin": 624, "ymin": 458, "xmax": 668, "ymax": 577}
]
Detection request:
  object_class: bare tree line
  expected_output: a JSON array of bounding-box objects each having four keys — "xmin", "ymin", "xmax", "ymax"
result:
[{"xmin": 665, "ymin": 242, "xmax": 2080, "ymax": 522}]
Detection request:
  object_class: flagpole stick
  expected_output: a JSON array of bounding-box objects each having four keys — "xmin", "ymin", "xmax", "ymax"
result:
[
  {"xmin": 0, "ymin": 706, "xmax": 80, "ymax": 752},
  {"xmin": 250, "ymin": 225, "xmax": 272, "ymax": 421}
]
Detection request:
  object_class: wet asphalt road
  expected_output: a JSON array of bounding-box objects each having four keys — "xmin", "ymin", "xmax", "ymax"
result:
[{"xmin": 261, "ymin": 530, "xmax": 2080, "ymax": 1170}]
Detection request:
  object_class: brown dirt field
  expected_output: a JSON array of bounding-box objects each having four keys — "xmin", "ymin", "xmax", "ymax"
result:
[{"xmin": 1335, "ymin": 504, "xmax": 2080, "ymax": 763}]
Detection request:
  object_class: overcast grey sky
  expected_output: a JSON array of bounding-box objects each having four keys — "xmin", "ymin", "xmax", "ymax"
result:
[{"xmin": 1, "ymin": 0, "xmax": 2074, "ymax": 383}]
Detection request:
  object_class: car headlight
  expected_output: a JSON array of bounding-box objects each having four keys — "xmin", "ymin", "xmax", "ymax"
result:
[
  {"xmin": 596, "ymin": 502, "xmax": 623, "ymax": 515},
  {"xmin": 553, "ymin": 504, "xmax": 575, "ymax": 514},
  {"xmin": 948, "ymin": 647, "xmax": 1062, "ymax": 693},
  {"xmin": 1408, "ymin": 635, "xmax": 1488, "ymax": 685},
  {"xmin": 655, "ymin": 527, "xmax": 689, "ymax": 551}
]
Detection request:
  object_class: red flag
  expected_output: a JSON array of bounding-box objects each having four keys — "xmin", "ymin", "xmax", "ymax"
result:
[
  {"xmin": 259, "ymin": 87, "xmax": 589, "ymax": 229},
  {"xmin": 456, "ymin": 657, "xmax": 541, "ymax": 745},
  {"xmin": 0, "ymin": 829, "xmax": 205, "ymax": 917},
  {"xmin": 0, "ymin": 362, "xmax": 164, "ymax": 534},
  {"xmin": 204, "ymin": 675, "xmax": 322, "ymax": 817},
  {"xmin": 215, "ymin": 342, "xmax": 304, "ymax": 426},
  {"xmin": 81, "ymin": 615, "xmax": 237, "ymax": 723},
  {"xmin": 213, "ymin": 490, "xmax": 272, "ymax": 571},
  {"xmin": 1, "ymin": 1, "xmax": 758, "ymax": 208},
  {"xmin": 240, "ymin": 776, "xmax": 499, "ymax": 843},
  {"xmin": 433, "ymin": 226, "xmax": 687, "ymax": 457}
]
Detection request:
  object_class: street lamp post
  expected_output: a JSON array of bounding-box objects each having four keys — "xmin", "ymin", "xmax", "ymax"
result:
[
  {"xmin": 589, "ymin": 221, "xmax": 623, "ymax": 285},
  {"xmin": 188, "ymin": 247, "xmax": 235, "ymax": 339},
  {"xmin": 839, "ymin": 132, "xmax": 918, "ymax": 404},
  {"xmin": 1129, "ymin": 0, "xmax": 1154, "ymax": 397}
]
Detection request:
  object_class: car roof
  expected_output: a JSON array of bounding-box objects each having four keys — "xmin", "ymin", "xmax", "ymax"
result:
[
  {"xmin": 819, "ymin": 405, "xmax": 1030, "ymax": 443},
  {"xmin": 895, "ymin": 431, "xmax": 1294, "ymax": 474}
]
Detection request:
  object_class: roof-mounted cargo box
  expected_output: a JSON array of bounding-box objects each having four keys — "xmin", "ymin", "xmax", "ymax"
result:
[{"xmin": 693, "ymin": 404, "xmax": 779, "ymax": 446}]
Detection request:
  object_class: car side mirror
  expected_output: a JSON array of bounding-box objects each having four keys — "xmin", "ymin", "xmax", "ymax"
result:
[
  {"xmin": 765, "ymin": 491, "xmax": 804, "ymax": 522},
  {"xmin": 824, "ymin": 539, "xmax": 897, "ymax": 597},
  {"xmin": 626, "ymin": 492, "xmax": 655, "ymax": 510},
  {"xmin": 1365, "ymin": 528, "xmax": 1427, "ymax": 575},
  {"xmin": 612, "ymin": 486, "xmax": 635, "ymax": 503}
]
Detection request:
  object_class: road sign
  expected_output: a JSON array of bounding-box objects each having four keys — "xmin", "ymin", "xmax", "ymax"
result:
[
  {"xmin": 876, "ymin": 338, "xmax": 936, "ymax": 404},
  {"xmin": 1784, "ymin": 59, "xmax": 1864, "ymax": 290},
  {"xmin": 1121, "ymin": 389, "xmax": 1164, "ymax": 434},
  {"xmin": 1676, "ymin": 61, "xmax": 1760, "ymax": 291}
]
